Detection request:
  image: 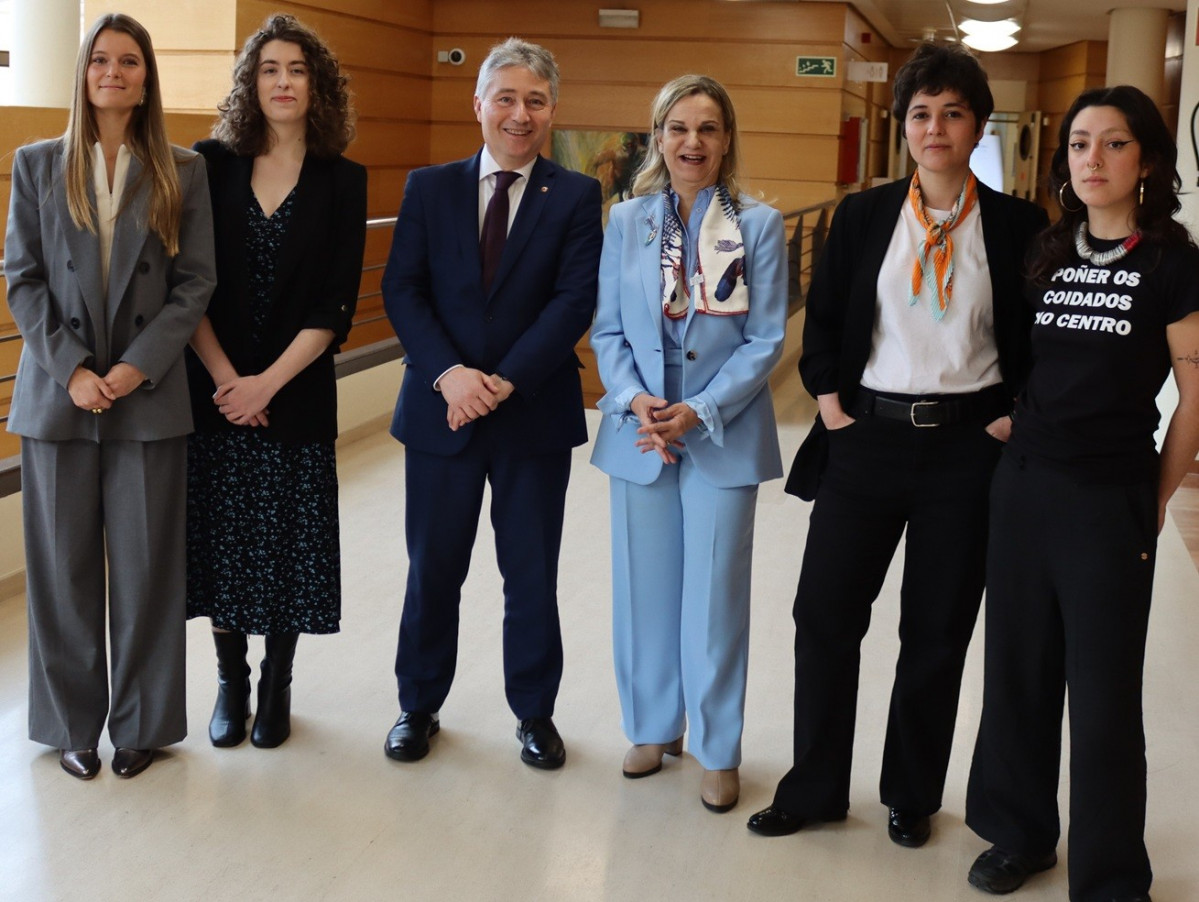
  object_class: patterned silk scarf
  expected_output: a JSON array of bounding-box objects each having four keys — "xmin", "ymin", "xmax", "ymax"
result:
[
  {"xmin": 659, "ymin": 185, "xmax": 749, "ymax": 320},
  {"xmin": 908, "ymin": 171, "xmax": 978, "ymax": 321}
]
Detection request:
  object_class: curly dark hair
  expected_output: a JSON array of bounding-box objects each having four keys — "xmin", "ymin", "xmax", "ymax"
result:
[
  {"xmin": 892, "ymin": 41, "xmax": 993, "ymax": 129},
  {"xmin": 213, "ymin": 14, "xmax": 354, "ymax": 157},
  {"xmin": 1029, "ymin": 85, "xmax": 1194, "ymax": 284}
]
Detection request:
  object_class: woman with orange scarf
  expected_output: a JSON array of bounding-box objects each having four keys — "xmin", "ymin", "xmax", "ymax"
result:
[{"xmin": 747, "ymin": 42, "xmax": 1046, "ymax": 845}]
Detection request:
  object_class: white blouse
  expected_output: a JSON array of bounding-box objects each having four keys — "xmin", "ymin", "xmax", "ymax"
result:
[
  {"xmin": 860, "ymin": 199, "xmax": 1001, "ymax": 395},
  {"xmin": 92, "ymin": 141, "xmax": 132, "ymax": 295}
]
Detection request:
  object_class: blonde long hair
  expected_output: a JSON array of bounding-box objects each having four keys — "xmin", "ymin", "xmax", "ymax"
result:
[
  {"xmin": 631, "ymin": 74, "xmax": 743, "ymax": 204},
  {"xmin": 63, "ymin": 14, "xmax": 186, "ymax": 257}
]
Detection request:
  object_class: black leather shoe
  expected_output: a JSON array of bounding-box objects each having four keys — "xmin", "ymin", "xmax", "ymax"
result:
[
  {"xmin": 59, "ymin": 749, "xmax": 100, "ymax": 780},
  {"xmin": 112, "ymin": 748, "xmax": 154, "ymax": 778},
  {"xmin": 746, "ymin": 806, "xmax": 806, "ymax": 836},
  {"xmin": 384, "ymin": 711, "xmax": 439, "ymax": 761},
  {"xmin": 516, "ymin": 717, "xmax": 565, "ymax": 769},
  {"xmin": 888, "ymin": 807, "xmax": 931, "ymax": 848},
  {"xmin": 968, "ymin": 845, "xmax": 1057, "ymax": 894}
]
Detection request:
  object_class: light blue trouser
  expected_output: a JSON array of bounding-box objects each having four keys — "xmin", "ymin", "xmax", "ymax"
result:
[{"xmin": 609, "ymin": 456, "xmax": 757, "ymax": 770}]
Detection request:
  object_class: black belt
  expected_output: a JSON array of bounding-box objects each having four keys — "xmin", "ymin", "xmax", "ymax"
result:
[{"xmin": 850, "ymin": 385, "xmax": 1008, "ymax": 428}]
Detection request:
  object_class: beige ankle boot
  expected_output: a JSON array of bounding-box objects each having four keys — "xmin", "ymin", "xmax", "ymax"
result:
[
  {"xmin": 700, "ymin": 767, "xmax": 740, "ymax": 812},
  {"xmin": 621, "ymin": 736, "xmax": 684, "ymax": 778}
]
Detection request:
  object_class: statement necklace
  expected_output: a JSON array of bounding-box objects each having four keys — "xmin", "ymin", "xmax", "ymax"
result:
[{"xmin": 1074, "ymin": 222, "xmax": 1142, "ymax": 267}]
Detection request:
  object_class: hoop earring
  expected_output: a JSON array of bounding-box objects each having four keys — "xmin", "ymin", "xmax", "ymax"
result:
[
  {"xmin": 1058, "ymin": 182, "xmax": 1083, "ymax": 213},
  {"xmin": 1138, "ymin": 180, "xmax": 1144, "ymax": 206}
]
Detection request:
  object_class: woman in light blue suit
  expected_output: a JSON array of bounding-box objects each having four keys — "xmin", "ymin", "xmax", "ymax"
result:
[{"xmin": 591, "ymin": 75, "xmax": 787, "ymax": 813}]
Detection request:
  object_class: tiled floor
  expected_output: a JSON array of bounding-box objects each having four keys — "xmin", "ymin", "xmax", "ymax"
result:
[{"xmin": 1, "ymin": 371, "xmax": 1196, "ymax": 901}]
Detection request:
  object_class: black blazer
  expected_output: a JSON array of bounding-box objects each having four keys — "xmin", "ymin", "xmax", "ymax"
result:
[
  {"xmin": 186, "ymin": 139, "xmax": 367, "ymax": 443},
  {"xmin": 799, "ymin": 177, "xmax": 1049, "ymax": 409}
]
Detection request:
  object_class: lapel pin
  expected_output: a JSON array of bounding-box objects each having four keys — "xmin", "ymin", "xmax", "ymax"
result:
[{"xmin": 541, "ymin": 186, "xmax": 548, "ymax": 193}]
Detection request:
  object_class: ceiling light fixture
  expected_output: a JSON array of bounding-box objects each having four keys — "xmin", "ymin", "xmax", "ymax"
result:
[
  {"xmin": 960, "ymin": 32, "xmax": 1019, "ymax": 51},
  {"xmin": 959, "ymin": 17, "xmax": 1021, "ymax": 37}
]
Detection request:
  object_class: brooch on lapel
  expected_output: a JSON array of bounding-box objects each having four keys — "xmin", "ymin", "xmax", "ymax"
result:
[{"xmin": 644, "ymin": 214, "xmax": 657, "ymax": 245}]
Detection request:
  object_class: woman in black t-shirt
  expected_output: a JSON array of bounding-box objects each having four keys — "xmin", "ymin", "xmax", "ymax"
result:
[{"xmin": 964, "ymin": 86, "xmax": 1199, "ymax": 902}]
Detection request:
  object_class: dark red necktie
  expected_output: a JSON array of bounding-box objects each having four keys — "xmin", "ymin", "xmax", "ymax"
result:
[{"xmin": 480, "ymin": 170, "xmax": 519, "ymax": 291}]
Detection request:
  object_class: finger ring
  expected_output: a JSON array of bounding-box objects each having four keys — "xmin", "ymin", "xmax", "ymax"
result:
[{"xmin": 91, "ymin": 408, "xmax": 104, "ymax": 414}]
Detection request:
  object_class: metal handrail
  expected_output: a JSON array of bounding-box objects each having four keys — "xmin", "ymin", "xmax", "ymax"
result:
[
  {"xmin": 0, "ymin": 215, "xmax": 403, "ymax": 497},
  {"xmin": 781, "ymin": 198, "xmax": 836, "ymax": 314},
  {"xmin": 0, "ymin": 200, "xmax": 837, "ymax": 499}
]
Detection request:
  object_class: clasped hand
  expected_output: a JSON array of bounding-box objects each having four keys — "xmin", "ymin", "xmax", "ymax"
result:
[
  {"xmin": 213, "ymin": 374, "xmax": 272, "ymax": 427},
  {"xmin": 67, "ymin": 362, "xmax": 147, "ymax": 412},
  {"xmin": 442, "ymin": 367, "xmax": 513, "ymax": 431},
  {"xmin": 631, "ymin": 393, "xmax": 699, "ymax": 464}
]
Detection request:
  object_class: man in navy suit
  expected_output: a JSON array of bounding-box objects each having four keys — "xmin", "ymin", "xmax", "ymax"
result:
[{"xmin": 381, "ymin": 38, "xmax": 602, "ymax": 768}]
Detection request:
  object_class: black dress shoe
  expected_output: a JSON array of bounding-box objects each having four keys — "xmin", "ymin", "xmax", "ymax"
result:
[
  {"xmin": 384, "ymin": 711, "xmax": 439, "ymax": 761},
  {"xmin": 516, "ymin": 717, "xmax": 565, "ymax": 769},
  {"xmin": 968, "ymin": 845, "xmax": 1057, "ymax": 894},
  {"xmin": 746, "ymin": 806, "xmax": 806, "ymax": 836},
  {"xmin": 111, "ymin": 748, "xmax": 154, "ymax": 778},
  {"xmin": 888, "ymin": 807, "xmax": 931, "ymax": 848},
  {"xmin": 59, "ymin": 749, "xmax": 100, "ymax": 780}
]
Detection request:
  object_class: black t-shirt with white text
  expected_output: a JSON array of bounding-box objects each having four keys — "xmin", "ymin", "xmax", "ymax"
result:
[{"xmin": 1010, "ymin": 237, "xmax": 1199, "ymax": 483}]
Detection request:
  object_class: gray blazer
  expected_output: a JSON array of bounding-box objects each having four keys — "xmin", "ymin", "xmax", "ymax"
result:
[{"xmin": 4, "ymin": 138, "xmax": 215, "ymax": 441}]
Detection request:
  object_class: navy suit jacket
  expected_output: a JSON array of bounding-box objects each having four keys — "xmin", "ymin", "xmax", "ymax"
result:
[{"xmin": 382, "ymin": 150, "xmax": 603, "ymax": 455}]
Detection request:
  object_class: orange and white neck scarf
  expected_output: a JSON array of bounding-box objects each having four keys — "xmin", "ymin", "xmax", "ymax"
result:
[{"xmin": 908, "ymin": 171, "xmax": 978, "ymax": 321}]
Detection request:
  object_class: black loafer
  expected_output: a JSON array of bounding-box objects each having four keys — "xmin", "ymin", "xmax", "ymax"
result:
[
  {"xmin": 59, "ymin": 748, "xmax": 100, "ymax": 780},
  {"xmin": 112, "ymin": 748, "xmax": 154, "ymax": 778},
  {"xmin": 746, "ymin": 806, "xmax": 806, "ymax": 836},
  {"xmin": 516, "ymin": 717, "xmax": 565, "ymax": 769},
  {"xmin": 888, "ymin": 807, "xmax": 931, "ymax": 848},
  {"xmin": 384, "ymin": 711, "xmax": 439, "ymax": 761},
  {"xmin": 968, "ymin": 845, "xmax": 1057, "ymax": 894}
]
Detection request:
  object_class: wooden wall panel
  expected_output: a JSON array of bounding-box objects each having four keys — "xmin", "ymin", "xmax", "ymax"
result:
[
  {"xmin": 433, "ymin": 0, "xmax": 846, "ymax": 43},
  {"xmin": 238, "ymin": 1, "xmax": 429, "ymax": 76},
  {"xmin": 427, "ymin": 0, "xmax": 854, "ymax": 215},
  {"xmin": 82, "ymin": 0, "xmax": 237, "ymax": 113},
  {"xmin": 1036, "ymin": 41, "xmax": 1108, "ymax": 216},
  {"xmin": 428, "ymin": 37, "xmax": 848, "ymax": 91},
  {"xmin": 838, "ymin": 7, "xmax": 890, "ymax": 189}
]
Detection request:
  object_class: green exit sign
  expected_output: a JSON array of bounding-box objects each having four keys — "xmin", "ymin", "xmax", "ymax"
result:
[{"xmin": 796, "ymin": 56, "xmax": 837, "ymax": 77}]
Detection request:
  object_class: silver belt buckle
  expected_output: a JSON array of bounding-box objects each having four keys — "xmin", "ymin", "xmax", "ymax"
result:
[{"xmin": 910, "ymin": 400, "xmax": 940, "ymax": 427}]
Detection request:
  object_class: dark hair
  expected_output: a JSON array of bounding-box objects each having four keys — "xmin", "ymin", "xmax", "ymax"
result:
[
  {"xmin": 1030, "ymin": 84, "xmax": 1193, "ymax": 283},
  {"xmin": 891, "ymin": 41, "xmax": 993, "ymax": 130},
  {"xmin": 213, "ymin": 14, "xmax": 354, "ymax": 157}
]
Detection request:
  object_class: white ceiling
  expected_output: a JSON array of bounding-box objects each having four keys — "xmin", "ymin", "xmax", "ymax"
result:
[{"xmin": 834, "ymin": 0, "xmax": 1188, "ymax": 53}]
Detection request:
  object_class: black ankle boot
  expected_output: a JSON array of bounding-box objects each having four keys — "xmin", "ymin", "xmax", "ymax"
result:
[
  {"xmin": 209, "ymin": 630, "xmax": 251, "ymax": 747},
  {"xmin": 252, "ymin": 633, "xmax": 299, "ymax": 748}
]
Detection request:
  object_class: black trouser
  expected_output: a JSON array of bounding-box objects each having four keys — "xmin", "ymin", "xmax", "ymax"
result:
[
  {"xmin": 966, "ymin": 453, "xmax": 1156, "ymax": 902},
  {"xmin": 773, "ymin": 413, "xmax": 1002, "ymax": 818}
]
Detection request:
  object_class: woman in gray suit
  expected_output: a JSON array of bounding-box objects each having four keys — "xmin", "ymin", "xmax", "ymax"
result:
[{"xmin": 3, "ymin": 13, "xmax": 215, "ymax": 780}]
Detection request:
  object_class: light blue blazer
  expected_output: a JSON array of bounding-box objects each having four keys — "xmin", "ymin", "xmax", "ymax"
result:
[{"xmin": 590, "ymin": 193, "xmax": 787, "ymax": 489}]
